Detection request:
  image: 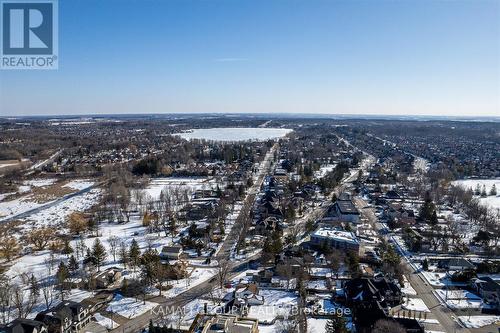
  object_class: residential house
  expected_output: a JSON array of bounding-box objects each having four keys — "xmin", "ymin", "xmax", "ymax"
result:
[
  {"xmin": 345, "ymin": 276, "xmax": 403, "ymax": 308},
  {"xmin": 345, "ymin": 277, "xmax": 408, "ymax": 333},
  {"xmin": 324, "ymin": 193, "xmax": 360, "ymax": 223},
  {"xmin": 94, "ymin": 267, "xmax": 122, "ymax": 289},
  {"xmin": 0, "ymin": 319, "xmax": 47, "ymax": 333},
  {"xmin": 471, "ymin": 277, "xmax": 500, "ymax": 305},
  {"xmin": 437, "ymin": 258, "xmax": 475, "ymax": 271},
  {"xmin": 35, "ymin": 301, "xmax": 92, "ymax": 333},
  {"xmin": 160, "ymin": 245, "xmax": 183, "ymax": 261},
  {"xmin": 234, "ymin": 283, "xmax": 264, "ymax": 306}
]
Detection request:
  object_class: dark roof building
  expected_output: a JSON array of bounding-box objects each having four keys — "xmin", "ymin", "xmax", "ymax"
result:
[{"xmin": 0, "ymin": 319, "xmax": 47, "ymax": 333}]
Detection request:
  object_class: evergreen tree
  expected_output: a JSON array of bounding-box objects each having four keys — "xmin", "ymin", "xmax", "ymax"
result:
[
  {"xmin": 420, "ymin": 191, "xmax": 437, "ymax": 224},
  {"xmin": 475, "ymin": 184, "xmax": 481, "ymax": 195},
  {"xmin": 490, "ymin": 184, "xmax": 497, "ymax": 196},
  {"xmin": 84, "ymin": 247, "xmax": 94, "ymax": 264},
  {"xmin": 167, "ymin": 216, "xmax": 177, "ymax": 241},
  {"xmin": 140, "ymin": 248, "xmax": 167, "ymax": 295},
  {"xmin": 129, "ymin": 239, "xmax": 141, "ymax": 269},
  {"xmin": 119, "ymin": 242, "xmax": 129, "ymax": 268},
  {"xmin": 68, "ymin": 255, "xmax": 79, "ymax": 273},
  {"xmin": 481, "ymin": 185, "xmax": 487, "ymax": 197},
  {"xmin": 56, "ymin": 262, "xmax": 69, "ymax": 299},
  {"xmin": 422, "ymin": 258, "xmax": 429, "ymax": 271},
  {"xmin": 62, "ymin": 239, "xmax": 74, "ymax": 255},
  {"xmin": 305, "ymin": 219, "xmax": 315, "ymax": 233},
  {"xmin": 91, "ymin": 238, "xmax": 107, "ymax": 271},
  {"xmin": 430, "ymin": 210, "xmax": 438, "ymax": 225}
]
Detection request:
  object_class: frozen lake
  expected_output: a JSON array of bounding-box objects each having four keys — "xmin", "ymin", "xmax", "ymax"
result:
[{"xmin": 176, "ymin": 127, "xmax": 292, "ymax": 142}]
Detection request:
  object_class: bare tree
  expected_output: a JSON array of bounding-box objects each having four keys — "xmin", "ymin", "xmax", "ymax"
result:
[
  {"xmin": 0, "ymin": 236, "xmax": 20, "ymax": 261},
  {"xmin": 0, "ymin": 276, "xmax": 12, "ymax": 324},
  {"xmin": 25, "ymin": 227, "xmax": 55, "ymax": 251},
  {"xmin": 216, "ymin": 260, "xmax": 231, "ymax": 291},
  {"xmin": 108, "ymin": 236, "xmax": 120, "ymax": 262},
  {"xmin": 40, "ymin": 279, "xmax": 55, "ymax": 310},
  {"xmin": 11, "ymin": 284, "xmax": 32, "ymax": 319},
  {"xmin": 274, "ymin": 319, "xmax": 298, "ymax": 333}
]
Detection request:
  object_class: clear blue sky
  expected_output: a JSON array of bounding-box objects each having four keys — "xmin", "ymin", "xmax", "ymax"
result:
[{"xmin": 1, "ymin": 0, "xmax": 499, "ymax": 116}]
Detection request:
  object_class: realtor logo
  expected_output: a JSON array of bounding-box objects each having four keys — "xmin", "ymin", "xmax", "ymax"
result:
[{"xmin": 1, "ymin": 0, "xmax": 58, "ymax": 69}]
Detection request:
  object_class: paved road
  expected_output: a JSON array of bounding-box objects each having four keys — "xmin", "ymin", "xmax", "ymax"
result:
[
  {"xmin": 353, "ymin": 196, "xmax": 471, "ymax": 333},
  {"xmin": 216, "ymin": 143, "xmax": 278, "ymax": 259},
  {"xmin": 110, "ymin": 144, "xmax": 279, "ymax": 333},
  {"xmin": 110, "ymin": 254, "xmax": 262, "ymax": 333}
]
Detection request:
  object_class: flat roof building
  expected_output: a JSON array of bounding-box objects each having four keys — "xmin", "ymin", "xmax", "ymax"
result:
[{"xmin": 310, "ymin": 227, "xmax": 360, "ymax": 253}]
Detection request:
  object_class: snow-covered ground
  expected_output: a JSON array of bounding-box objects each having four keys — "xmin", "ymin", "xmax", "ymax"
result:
[
  {"xmin": 0, "ymin": 195, "xmax": 46, "ymax": 220},
  {"xmin": 162, "ymin": 267, "xmax": 218, "ymax": 299},
  {"xmin": 93, "ymin": 313, "xmax": 119, "ymax": 329},
  {"xmin": 420, "ymin": 269, "xmax": 447, "ymax": 287},
  {"xmin": 23, "ymin": 178, "xmax": 58, "ymax": 188},
  {"xmin": 435, "ymin": 289, "xmax": 481, "ymax": 301},
  {"xmin": 435, "ymin": 289, "xmax": 483, "ymax": 309},
  {"xmin": 247, "ymin": 289, "xmax": 298, "ymax": 324},
  {"xmin": 178, "ymin": 298, "xmax": 222, "ymax": 327},
  {"xmin": 310, "ymin": 267, "xmax": 332, "ymax": 278},
  {"xmin": 458, "ymin": 315, "xmax": 500, "ymax": 328},
  {"xmin": 63, "ymin": 179, "xmax": 95, "ymax": 191},
  {"xmin": 402, "ymin": 298, "xmax": 430, "ymax": 312},
  {"xmin": 140, "ymin": 177, "xmax": 219, "ymax": 200},
  {"xmin": 452, "ymin": 179, "xmax": 500, "ymax": 210},
  {"xmin": 307, "ymin": 318, "xmax": 327, "ymax": 332},
  {"xmin": 176, "ymin": 128, "xmax": 292, "ymax": 142},
  {"xmin": 306, "ymin": 280, "xmax": 329, "ymax": 291},
  {"xmin": 401, "ymin": 276, "xmax": 417, "ymax": 296},
  {"xmin": 106, "ymin": 294, "xmax": 157, "ymax": 319},
  {"xmin": 23, "ymin": 188, "xmax": 100, "ymax": 229},
  {"xmin": 314, "ymin": 164, "xmax": 337, "ymax": 179},
  {"xmin": 0, "ymin": 179, "xmax": 96, "ymax": 222}
]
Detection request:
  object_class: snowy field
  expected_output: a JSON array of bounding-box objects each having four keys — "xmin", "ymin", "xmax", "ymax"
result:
[
  {"xmin": 23, "ymin": 188, "xmax": 100, "ymax": 228},
  {"xmin": 63, "ymin": 179, "xmax": 96, "ymax": 191},
  {"xmin": 0, "ymin": 195, "xmax": 46, "ymax": 220},
  {"xmin": 0, "ymin": 179, "xmax": 97, "ymax": 222},
  {"xmin": 176, "ymin": 128, "xmax": 292, "ymax": 142},
  {"xmin": 139, "ymin": 177, "xmax": 220, "ymax": 202},
  {"xmin": 452, "ymin": 179, "xmax": 500, "ymax": 209},
  {"xmin": 161, "ymin": 267, "xmax": 218, "ymax": 298},
  {"xmin": 106, "ymin": 294, "xmax": 157, "ymax": 319},
  {"xmin": 23, "ymin": 178, "xmax": 58, "ymax": 188}
]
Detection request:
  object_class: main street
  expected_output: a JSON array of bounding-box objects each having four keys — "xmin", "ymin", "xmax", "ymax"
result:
[{"xmin": 111, "ymin": 143, "xmax": 279, "ymax": 333}]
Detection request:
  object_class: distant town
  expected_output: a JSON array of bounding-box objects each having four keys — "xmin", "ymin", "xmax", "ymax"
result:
[{"xmin": 0, "ymin": 114, "xmax": 498, "ymax": 333}]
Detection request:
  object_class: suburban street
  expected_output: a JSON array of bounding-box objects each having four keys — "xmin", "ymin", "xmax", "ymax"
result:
[
  {"xmin": 353, "ymin": 195, "xmax": 472, "ymax": 333},
  {"xmin": 111, "ymin": 143, "xmax": 279, "ymax": 333}
]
